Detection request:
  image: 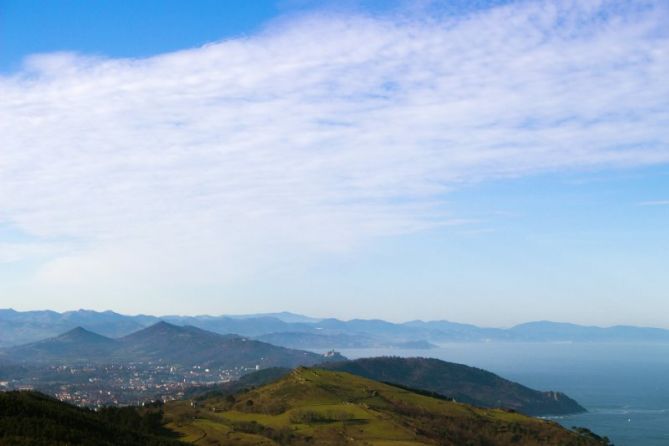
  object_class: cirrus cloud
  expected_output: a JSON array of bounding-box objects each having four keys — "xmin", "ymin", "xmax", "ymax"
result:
[{"xmin": 0, "ymin": 0, "xmax": 667, "ymax": 303}]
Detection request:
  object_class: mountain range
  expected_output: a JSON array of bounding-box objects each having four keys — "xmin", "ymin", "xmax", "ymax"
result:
[
  {"xmin": 1, "ymin": 322, "xmax": 339, "ymax": 369},
  {"xmin": 3, "ymin": 308, "xmax": 669, "ymax": 349}
]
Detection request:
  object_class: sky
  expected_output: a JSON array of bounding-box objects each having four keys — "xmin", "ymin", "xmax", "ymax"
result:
[{"xmin": 0, "ymin": 0, "xmax": 668, "ymax": 327}]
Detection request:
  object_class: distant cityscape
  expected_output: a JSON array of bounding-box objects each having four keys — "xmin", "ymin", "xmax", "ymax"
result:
[{"xmin": 1, "ymin": 361, "xmax": 261, "ymax": 407}]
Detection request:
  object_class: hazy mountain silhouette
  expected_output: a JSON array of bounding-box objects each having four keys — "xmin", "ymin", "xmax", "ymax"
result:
[
  {"xmin": 116, "ymin": 321, "xmax": 329, "ymax": 368},
  {"xmin": 6, "ymin": 327, "xmax": 119, "ymax": 363},
  {"xmin": 3, "ymin": 322, "xmax": 338, "ymax": 369},
  {"xmin": 3, "ymin": 309, "xmax": 669, "ymax": 348}
]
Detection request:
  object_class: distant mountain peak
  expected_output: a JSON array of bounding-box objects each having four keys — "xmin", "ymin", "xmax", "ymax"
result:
[
  {"xmin": 152, "ymin": 320, "xmax": 177, "ymax": 329},
  {"xmin": 56, "ymin": 326, "xmax": 115, "ymax": 343},
  {"xmin": 121, "ymin": 320, "xmax": 186, "ymax": 340},
  {"xmin": 62, "ymin": 326, "xmax": 93, "ymax": 335},
  {"xmin": 5, "ymin": 326, "xmax": 118, "ymax": 364},
  {"xmin": 149, "ymin": 320, "xmax": 187, "ymax": 331}
]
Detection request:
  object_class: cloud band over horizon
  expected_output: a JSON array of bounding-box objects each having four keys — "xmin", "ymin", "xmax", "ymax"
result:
[{"xmin": 0, "ymin": 0, "xmax": 668, "ymax": 318}]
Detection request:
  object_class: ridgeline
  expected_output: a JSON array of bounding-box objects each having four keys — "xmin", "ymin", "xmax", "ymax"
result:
[{"xmin": 165, "ymin": 367, "xmax": 610, "ymax": 445}]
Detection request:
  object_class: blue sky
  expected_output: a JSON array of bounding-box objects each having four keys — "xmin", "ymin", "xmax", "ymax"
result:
[{"xmin": 0, "ymin": 0, "xmax": 667, "ymax": 326}]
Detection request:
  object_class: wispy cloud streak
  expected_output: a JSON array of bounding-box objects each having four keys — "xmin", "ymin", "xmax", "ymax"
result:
[{"xmin": 0, "ymin": 0, "xmax": 667, "ymax": 291}]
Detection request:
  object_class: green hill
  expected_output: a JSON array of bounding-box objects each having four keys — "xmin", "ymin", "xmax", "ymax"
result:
[
  {"xmin": 165, "ymin": 367, "xmax": 610, "ymax": 445},
  {"xmin": 323, "ymin": 357, "xmax": 585, "ymax": 416},
  {"xmin": 183, "ymin": 367, "xmax": 292, "ymax": 400},
  {"xmin": 183, "ymin": 357, "xmax": 585, "ymax": 416},
  {"xmin": 0, "ymin": 391, "xmax": 183, "ymax": 445}
]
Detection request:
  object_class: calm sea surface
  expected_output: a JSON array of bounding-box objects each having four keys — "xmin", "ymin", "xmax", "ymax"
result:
[{"xmin": 330, "ymin": 343, "xmax": 669, "ymax": 446}]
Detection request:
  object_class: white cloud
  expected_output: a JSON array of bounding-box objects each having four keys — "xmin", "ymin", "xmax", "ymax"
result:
[{"xmin": 0, "ymin": 0, "xmax": 667, "ymax": 304}]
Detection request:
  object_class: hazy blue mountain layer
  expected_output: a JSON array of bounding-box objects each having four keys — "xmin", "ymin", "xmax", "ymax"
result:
[
  {"xmin": 2, "ymin": 321, "xmax": 335, "ymax": 369},
  {"xmin": 3, "ymin": 308, "xmax": 669, "ymax": 348}
]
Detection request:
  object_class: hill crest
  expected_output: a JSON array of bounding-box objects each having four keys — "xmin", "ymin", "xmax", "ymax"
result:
[
  {"xmin": 323, "ymin": 356, "xmax": 585, "ymax": 416},
  {"xmin": 165, "ymin": 367, "xmax": 609, "ymax": 445},
  {"xmin": 55, "ymin": 326, "xmax": 116, "ymax": 342}
]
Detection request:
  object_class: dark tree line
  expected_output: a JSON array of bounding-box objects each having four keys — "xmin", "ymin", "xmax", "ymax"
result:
[{"xmin": 0, "ymin": 391, "xmax": 184, "ymax": 446}]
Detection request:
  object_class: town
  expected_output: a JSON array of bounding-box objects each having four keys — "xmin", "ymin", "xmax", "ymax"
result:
[{"xmin": 0, "ymin": 362, "xmax": 260, "ymax": 407}]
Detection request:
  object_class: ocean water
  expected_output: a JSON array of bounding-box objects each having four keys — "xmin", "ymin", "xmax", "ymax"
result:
[{"xmin": 333, "ymin": 343, "xmax": 669, "ymax": 446}]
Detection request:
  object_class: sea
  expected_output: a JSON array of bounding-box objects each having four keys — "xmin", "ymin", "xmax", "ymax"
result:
[{"xmin": 330, "ymin": 343, "xmax": 669, "ymax": 446}]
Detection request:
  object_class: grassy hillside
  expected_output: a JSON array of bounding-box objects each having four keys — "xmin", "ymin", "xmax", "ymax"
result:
[
  {"xmin": 0, "ymin": 391, "xmax": 183, "ymax": 445},
  {"xmin": 183, "ymin": 367, "xmax": 292, "ymax": 400},
  {"xmin": 165, "ymin": 368, "xmax": 610, "ymax": 445},
  {"xmin": 323, "ymin": 357, "xmax": 585, "ymax": 416},
  {"xmin": 183, "ymin": 357, "xmax": 585, "ymax": 416}
]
